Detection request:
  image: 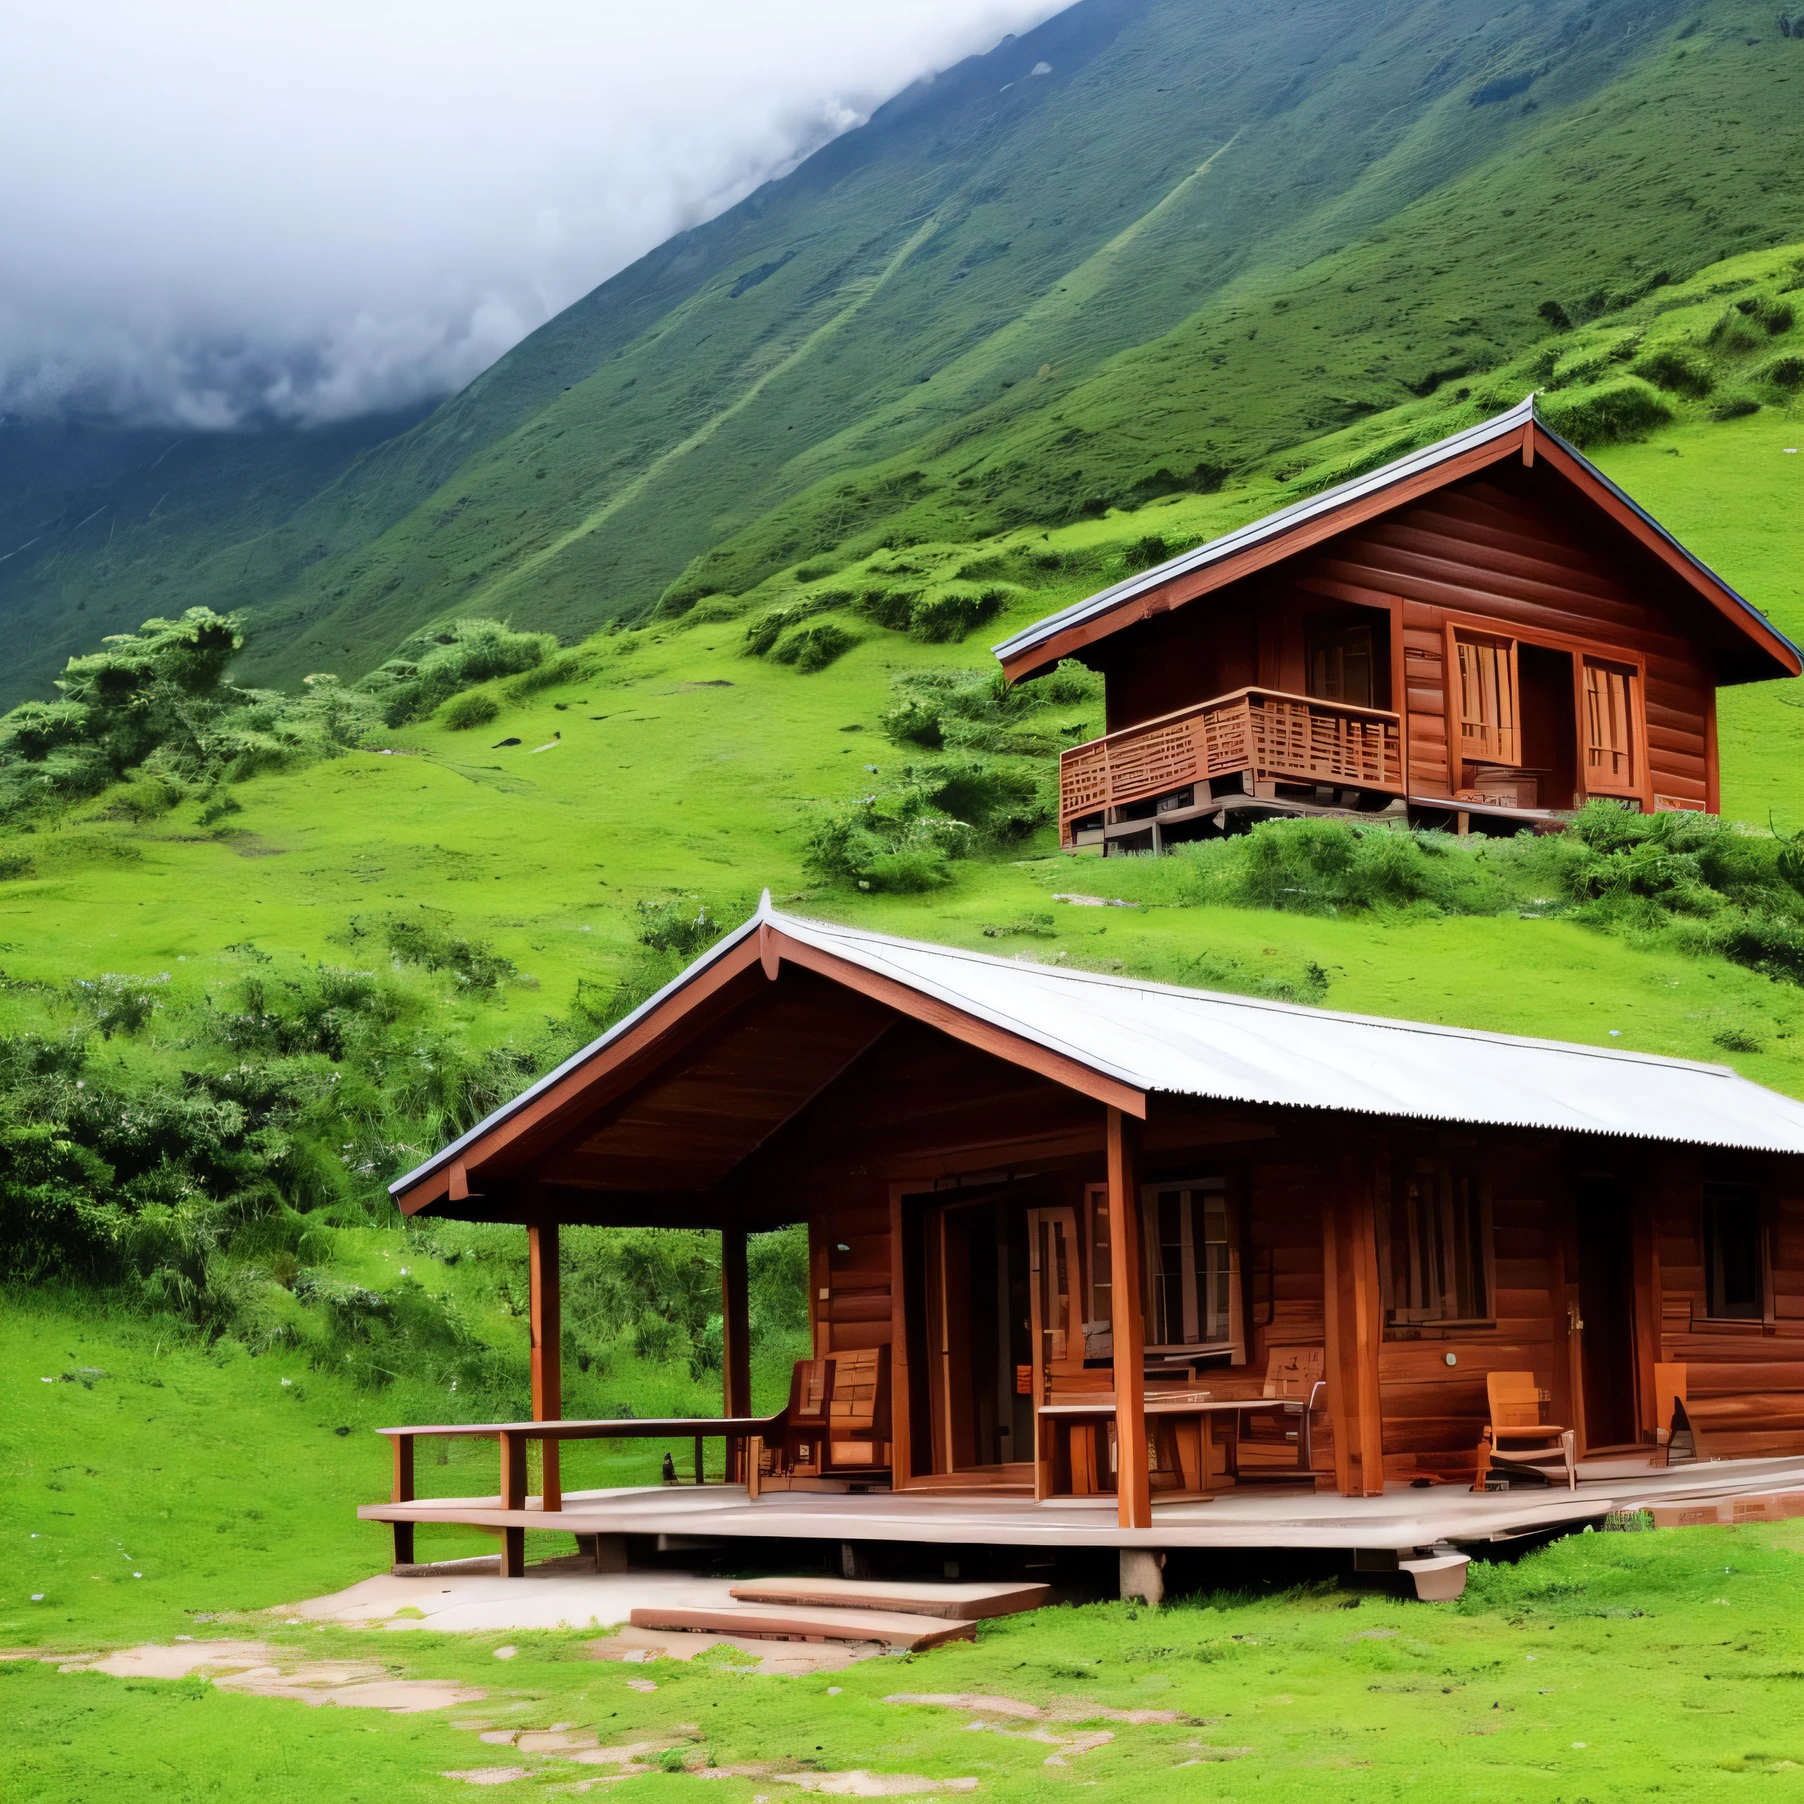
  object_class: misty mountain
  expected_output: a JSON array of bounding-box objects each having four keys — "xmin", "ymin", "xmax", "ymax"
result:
[{"xmin": 0, "ymin": 0, "xmax": 1797, "ymax": 704}]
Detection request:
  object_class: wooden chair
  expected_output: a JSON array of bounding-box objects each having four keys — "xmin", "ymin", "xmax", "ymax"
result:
[
  {"xmin": 759, "ymin": 1347, "xmax": 891, "ymax": 1488},
  {"xmin": 1475, "ymin": 1371, "xmax": 1575, "ymax": 1491},
  {"xmin": 1236, "ymin": 1348, "xmax": 1327, "ymax": 1479}
]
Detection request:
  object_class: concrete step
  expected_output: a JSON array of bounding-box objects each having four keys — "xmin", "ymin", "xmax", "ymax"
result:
[
  {"xmin": 628, "ymin": 1602, "xmax": 977, "ymax": 1650},
  {"xmin": 728, "ymin": 1577, "xmax": 1051, "ymax": 1621}
]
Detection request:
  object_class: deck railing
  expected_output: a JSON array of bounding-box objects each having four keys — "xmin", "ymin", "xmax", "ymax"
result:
[{"xmin": 1059, "ymin": 687, "xmax": 1404, "ymax": 843}]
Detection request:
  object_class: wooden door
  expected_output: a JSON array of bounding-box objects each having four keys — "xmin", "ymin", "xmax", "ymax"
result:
[
  {"xmin": 1574, "ymin": 1181, "xmax": 1639, "ymax": 1451},
  {"xmin": 1027, "ymin": 1205, "xmax": 1083, "ymax": 1492}
]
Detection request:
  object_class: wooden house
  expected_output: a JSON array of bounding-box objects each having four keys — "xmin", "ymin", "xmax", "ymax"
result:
[
  {"xmin": 990, "ymin": 398, "xmax": 1802, "ymax": 851},
  {"xmin": 371, "ymin": 901, "xmax": 1804, "ymax": 1594}
]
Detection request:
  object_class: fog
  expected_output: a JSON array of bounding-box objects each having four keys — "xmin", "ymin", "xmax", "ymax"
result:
[{"xmin": 0, "ymin": 1, "xmax": 1063, "ymax": 429}]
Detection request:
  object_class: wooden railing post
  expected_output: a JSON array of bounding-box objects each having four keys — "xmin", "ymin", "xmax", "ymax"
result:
[
  {"xmin": 1107, "ymin": 1108, "xmax": 1152, "ymax": 1530},
  {"xmin": 498, "ymin": 1428, "xmax": 528, "ymax": 1577},
  {"xmin": 528, "ymin": 1219, "xmax": 562, "ymax": 1511}
]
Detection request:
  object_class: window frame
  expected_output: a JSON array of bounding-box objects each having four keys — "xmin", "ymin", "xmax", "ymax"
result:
[
  {"xmin": 1138, "ymin": 1175, "xmax": 1245, "ymax": 1362},
  {"xmin": 1449, "ymin": 628, "xmax": 1521, "ymax": 769},
  {"xmin": 1580, "ymin": 655, "xmax": 1641, "ymax": 799},
  {"xmin": 1377, "ymin": 1154, "xmax": 1497, "ymax": 1333},
  {"xmin": 1699, "ymin": 1179, "xmax": 1771, "ymax": 1326}
]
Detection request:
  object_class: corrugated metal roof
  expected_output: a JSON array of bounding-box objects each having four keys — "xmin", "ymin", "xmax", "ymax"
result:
[
  {"xmin": 992, "ymin": 396, "xmax": 1797, "ymax": 670},
  {"xmin": 393, "ymin": 900, "xmax": 1804, "ymax": 1197}
]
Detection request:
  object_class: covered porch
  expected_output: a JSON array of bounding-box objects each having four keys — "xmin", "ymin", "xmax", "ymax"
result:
[{"xmin": 374, "ymin": 901, "xmax": 1804, "ymax": 1594}]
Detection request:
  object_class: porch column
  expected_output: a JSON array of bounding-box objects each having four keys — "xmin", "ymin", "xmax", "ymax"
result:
[
  {"xmin": 1107, "ymin": 1107, "xmax": 1151, "ymax": 1530},
  {"xmin": 721, "ymin": 1226, "xmax": 752, "ymax": 1483},
  {"xmin": 528, "ymin": 1218, "xmax": 562, "ymax": 1511},
  {"xmin": 1321, "ymin": 1150, "xmax": 1385, "ymax": 1497}
]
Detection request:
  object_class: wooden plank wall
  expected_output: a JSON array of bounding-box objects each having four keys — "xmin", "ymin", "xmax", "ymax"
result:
[
  {"xmin": 1374, "ymin": 1147, "xmax": 1565, "ymax": 1476},
  {"xmin": 1653, "ymin": 1155, "xmax": 1804, "ymax": 1457},
  {"xmin": 1301, "ymin": 466, "xmax": 1717, "ymax": 807},
  {"xmin": 813, "ymin": 1198, "xmax": 895, "ymax": 1356}
]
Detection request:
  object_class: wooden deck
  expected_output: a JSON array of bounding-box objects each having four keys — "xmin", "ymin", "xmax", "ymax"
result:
[
  {"xmin": 360, "ymin": 1451, "xmax": 1804, "ymax": 1557},
  {"xmin": 1059, "ymin": 687, "xmax": 1405, "ymax": 846}
]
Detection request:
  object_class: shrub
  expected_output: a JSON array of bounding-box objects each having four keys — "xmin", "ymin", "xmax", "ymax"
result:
[
  {"xmin": 1538, "ymin": 377, "xmax": 1672, "ymax": 447},
  {"xmin": 356, "ymin": 619, "xmax": 555, "ymax": 726},
  {"xmin": 634, "ymin": 898, "xmax": 722, "ymax": 960},
  {"xmin": 1766, "ymin": 356, "xmax": 1804, "ymax": 389},
  {"xmin": 909, "ymin": 583, "xmax": 1010, "ymax": 643},
  {"xmin": 1711, "ymin": 396, "xmax": 1760, "ymax": 420},
  {"xmin": 1632, "ymin": 349, "xmax": 1713, "ymax": 397},
  {"xmin": 441, "ymin": 691, "xmax": 500, "ymax": 730},
  {"xmin": 773, "ymin": 620, "xmax": 857, "ymax": 672}
]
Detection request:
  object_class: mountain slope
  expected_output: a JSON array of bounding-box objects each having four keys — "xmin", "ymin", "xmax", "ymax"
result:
[{"xmin": 3, "ymin": 0, "xmax": 1797, "ymax": 704}]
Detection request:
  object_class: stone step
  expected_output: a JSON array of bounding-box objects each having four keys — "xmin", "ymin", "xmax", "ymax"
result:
[
  {"xmin": 728, "ymin": 1577, "xmax": 1052, "ymax": 1621},
  {"xmin": 628, "ymin": 1602, "xmax": 977, "ymax": 1651}
]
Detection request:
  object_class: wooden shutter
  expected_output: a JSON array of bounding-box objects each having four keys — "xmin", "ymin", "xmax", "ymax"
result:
[
  {"xmin": 1453, "ymin": 633, "xmax": 1519, "ymax": 765},
  {"xmin": 1582, "ymin": 659, "xmax": 1638, "ymax": 794}
]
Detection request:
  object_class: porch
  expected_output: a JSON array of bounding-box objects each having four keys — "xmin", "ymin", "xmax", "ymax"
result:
[
  {"xmin": 359, "ymin": 1449, "xmax": 1804, "ymax": 1570},
  {"xmin": 1058, "ymin": 687, "xmax": 1405, "ymax": 850}
]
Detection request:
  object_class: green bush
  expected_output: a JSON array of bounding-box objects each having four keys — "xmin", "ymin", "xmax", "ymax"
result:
[
  {"xmin": 1631, "ymin": 349, "xmax": 1712, "ymax": 397},
  {"xmin": 356, "ymin": 619, "xmax": 556, "ymax": 727},
  {"xmin": 909, "ymin": 582, "xmax": 1010, "ymax": 642},
  {"xmin": 1538, "ymin": 377, "xmax": 1672, "ymax": 447},
  {"xmin": 441, "ymin": 690, "xmax": 500, "ymax": 730},
  {"xmin": 773, "ymin": 620, "xmax": 858, "ymax": 672}
]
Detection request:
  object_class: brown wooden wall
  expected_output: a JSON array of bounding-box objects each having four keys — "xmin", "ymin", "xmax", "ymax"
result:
[
  {"xmin": 1301, "ymin": 464, "xmax": 1718, "ymax": 809},
  {"xmin": 1653, "ymin": 1152, "xmax": 1804, "ymax": 1458},
  {"xmin": 1088, "ymin": 458, "xmax": 1732, "ymax": 812}
]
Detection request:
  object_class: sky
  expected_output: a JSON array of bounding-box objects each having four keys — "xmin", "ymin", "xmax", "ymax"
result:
[{"xmin": 0, "ymin": 1, "xmax": 1064, "ymax": 431}]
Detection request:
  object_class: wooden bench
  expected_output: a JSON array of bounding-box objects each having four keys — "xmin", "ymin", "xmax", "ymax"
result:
[{"xmin": 375, "ymin": 1413, "xmax": 780, "ymax": 1573}]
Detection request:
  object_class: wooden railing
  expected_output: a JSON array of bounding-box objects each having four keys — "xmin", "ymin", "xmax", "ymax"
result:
[
  {"xmin": 376, "ymin": 1412, "xmax": 782, "ymax": 1573},
  {"xmin": 1059, "ymin": 687, "xmax": 1404, "ymax": 842}
]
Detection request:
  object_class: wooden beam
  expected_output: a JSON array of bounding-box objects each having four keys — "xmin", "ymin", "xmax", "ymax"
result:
[
  {"xmin": 528, "ymin": 1220, "xmax": 562, "ymax": 1511},
  {"xmin": 721, "ymin": 1224, "xmax": 752, "ymax": 1485},
  {"xmin": 1107, "ymin": 1108, "xmax": 1151, "ymax": 1530},
  {"xmin": 1321, "ymin": 1147, "xmax": 1385, "ymax": 1497}
]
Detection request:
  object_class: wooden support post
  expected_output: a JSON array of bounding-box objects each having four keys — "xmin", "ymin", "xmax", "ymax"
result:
[
  {"xmin": 1108, "ymin": 1107, "xmax": 1151, "ymax": 1530},
  {"xmin": 391, "ymin": 1433, "xmax": 415, "ymax": 1568},
  {"xmin": 529, "ymin": 1219, "xmax": 562, "ymax": 1511},
  {"xmin": 499, "ymin": 1428, "xmax": 528, "ymax": 1578},
  {"xmin": 888, "ymin": 1186, "xmax": 912, "ymax": 1491},
  {"xmin": 721, "ymin": 1225, "xmax": 751, "ymax": 1484},
  {"xmin": 1321, "ymin": 1150, "xmax": 1386, "ymax": 1497}
]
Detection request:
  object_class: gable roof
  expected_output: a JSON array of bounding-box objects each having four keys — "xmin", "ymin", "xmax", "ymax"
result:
[
  {"xmin": 391, "ymin": 897, "xmax": 1804, "ymax": 1211},
  {"xmin": 992, "ymin": 396, "xmax": 1802, "ymax": 682}
]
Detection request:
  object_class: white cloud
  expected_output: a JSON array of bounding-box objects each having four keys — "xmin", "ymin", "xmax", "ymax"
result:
[{"xmin": 0, "ymin": 0, "xmax": 1063, "ymax": 427}]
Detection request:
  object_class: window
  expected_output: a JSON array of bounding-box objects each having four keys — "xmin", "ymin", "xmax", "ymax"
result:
[
  {"xmin": 1142, "ymin": 1178, "xmax": 1242, "ymax": 1356},
  {"xmin": 1582, "ymin": 659, "xmax": 1638, "ymax": 795},
  {"xmin": 1453, "ymin": 632, "xmax": 1519, "ymax": 764},
  {"xmin": 1381, "ymin": 1158, "xmax": 1493, "ymax": 1326},
  {"xmin": 1082, "ymin": 1178, "xmax": 1245, "ymax": 1360},
  {"xmin": 1703, "ymin": 1182, "xmax": 1765, "ymax": 1321},
  {"xmin": 1308, "ymin": 625, "xmax": 1375, "ymax": 708}
]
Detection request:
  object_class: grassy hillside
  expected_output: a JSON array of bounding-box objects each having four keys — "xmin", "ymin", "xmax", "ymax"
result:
[
  {"xmin": 3, "ymin": 0, "xmax": 1800, "ymax": 703},
  {"xmin": 10, "ymin": 1294, "xmax": 1804, "ymax": 1803}
]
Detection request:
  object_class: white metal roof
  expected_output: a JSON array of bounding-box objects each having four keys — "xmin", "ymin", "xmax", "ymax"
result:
[
  {"xmin": 765, "ymin": 909, "xmax": 1804, "ymax": 1154},
  {"xmin": 992, "ymin": 396, "xmax": 1795, "ymax": 670},
  {"xmin": 393, "ymin": 899, "xmax": 1804, "ymax": 1196}
]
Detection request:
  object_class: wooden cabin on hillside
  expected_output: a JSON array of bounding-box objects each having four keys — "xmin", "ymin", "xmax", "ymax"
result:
[
  {"xmin": 368, "ymin": 901, "xmax": 1804, "ymax": 1600},
  {"xmin": 991, "ymin": 397, "xmax": 1802, "ymax": 851}
]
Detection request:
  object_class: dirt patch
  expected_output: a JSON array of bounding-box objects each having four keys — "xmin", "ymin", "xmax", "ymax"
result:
[
  {"xmin": 774, "ymin": 1777, "xmax": 978, "ymax": 1796},
  {"xmin": 60, "ymin": 1640, "xmax": 483, "ymax": 1712},
  {"xmin": 443, "ymin": 1769, "xmax": 531, "ymax": 1786},
  {"xmin": 587, "ymin": 1624, "xmax": 871, "ymax": 1676}
]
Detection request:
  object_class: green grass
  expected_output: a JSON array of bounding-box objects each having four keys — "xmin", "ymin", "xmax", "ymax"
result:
[{"xmin": 8, "ymin": 1306, "xmax": 1804, "ymax": 1802}]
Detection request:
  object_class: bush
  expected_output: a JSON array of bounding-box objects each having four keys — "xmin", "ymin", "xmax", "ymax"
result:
[
  {"xmin": 441, "ymin": 690, "xmax": 500, "ymax": 730},
  {"xmin": 1538, "ymin": 377, "xmax": 1672, "ymax": 447},
  {"xmin": 356, "ymin": 619, "xmax": 556, "ymax": 727},
  {"xmin": 773, "ymin": 620, "xmax": 857, "ymax": 672},
  {"xmin": 909, "ymin": 583, "xmax": 1009, "ymax": 643},
  {"xmin": 1631, "ymin": 349, "xmax": 1712, "ymax": 397}
]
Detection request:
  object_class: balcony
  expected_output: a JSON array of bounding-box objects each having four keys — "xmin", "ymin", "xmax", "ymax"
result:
[{"xmin": 1059, "ymin": 687, "xmax": 1405, "ymax": 847}]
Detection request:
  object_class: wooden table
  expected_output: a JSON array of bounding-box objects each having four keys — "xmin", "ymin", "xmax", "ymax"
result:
[
  {"xmin": 376, "ymin": 1414, "xmax": 781, "ymax": 1572},
  {"xmin": 1036, "ymin": 1392, "xmax": 1304, "ymax": 1501}
]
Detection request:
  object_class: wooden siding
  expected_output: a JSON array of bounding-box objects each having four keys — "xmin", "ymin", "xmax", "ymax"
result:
[{"xmin": 1298, "ymin": 466, "xmax": 1718, "ymax": 806}]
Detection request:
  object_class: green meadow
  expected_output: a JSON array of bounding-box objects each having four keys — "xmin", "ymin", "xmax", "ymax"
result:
[{"xmin": 8, "ymin": 1298, "xmax": 1804, "ymax": 1802}]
